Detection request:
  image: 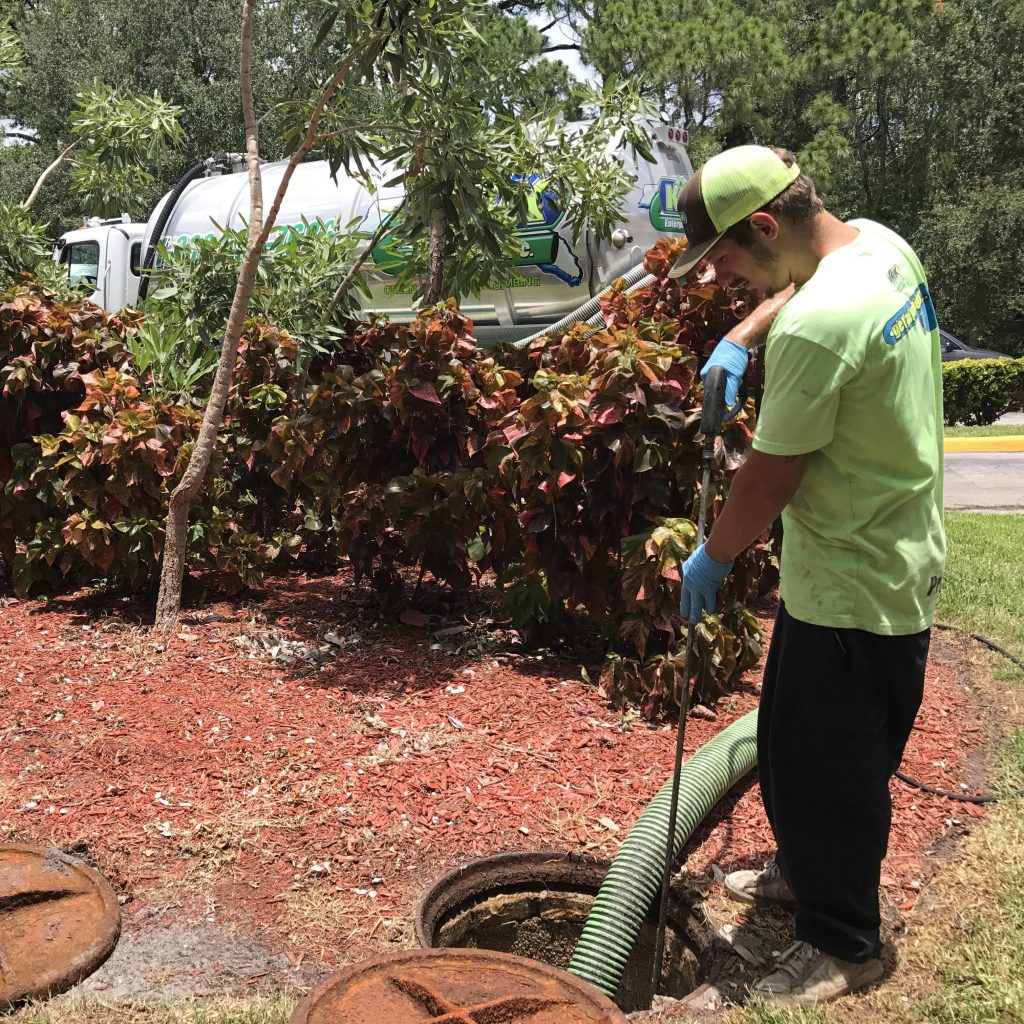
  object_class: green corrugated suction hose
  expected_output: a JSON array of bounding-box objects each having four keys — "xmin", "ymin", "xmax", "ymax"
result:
[{"xmin": 568, "ymin": 710, "xmax": 758, "ymax": 998}]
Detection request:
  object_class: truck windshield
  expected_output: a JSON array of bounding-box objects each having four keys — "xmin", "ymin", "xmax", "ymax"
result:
[{"xmin": 60, "ymin": 241, "xmax": 100, "ymax": 290}]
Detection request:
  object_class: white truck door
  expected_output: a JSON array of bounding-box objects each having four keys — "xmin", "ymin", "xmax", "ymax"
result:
[
  {"xmin": 127, "ymin": 238, "xmax": 143, "ymax": 307},
  {"xmin": 55, "ymin": 222, "xmax": 147, "ymax": 311},
  {"xmin": 100, "ymin": 229, "xmax": 130, "ymax": 311}
]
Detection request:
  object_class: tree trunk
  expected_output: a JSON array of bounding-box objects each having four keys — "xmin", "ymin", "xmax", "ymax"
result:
[
  {"xmin": 423, "ymin": 205, "xmax": 447, "ymax": 305},
  {"xmin": 153, "ymin": 0, "xmax": 264, "ymax": 634},
  {"xmin": 152, "ymin": 0, "xmax": 377, "ymax": 635}
]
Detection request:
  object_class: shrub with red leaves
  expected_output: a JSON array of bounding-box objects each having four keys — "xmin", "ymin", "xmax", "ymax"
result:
[
  {"xmin": 1, "ymin": 256, "xmax": 774, "ymax": 710},
  {"xmin": 0, "ymin": 285, "xmax": 140, "ymax": 569},
  {"xmin": 481, "ymin": 238, "xmax": 773, "ymax": 709}
]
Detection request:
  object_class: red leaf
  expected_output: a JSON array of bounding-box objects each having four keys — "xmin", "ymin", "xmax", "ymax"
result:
[
  {"xmin": 95, "ymin": 544, "xmax": 115, "ymax": 572},
  {"xmin": 595, "ymin": 405, "xmax": 625, "ymax": 426},
  {"xmin": 410, "ymin": 431, "xmax": 430, "ymax": 464},
  {"xmin": 409, "ymin": 382, "xmax": 441, "ymax": 405}
]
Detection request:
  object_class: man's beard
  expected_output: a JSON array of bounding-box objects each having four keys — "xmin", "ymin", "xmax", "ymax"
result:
[{"xmin": 746, "ymin": 237, "xmax": 781, "ymax": 295}]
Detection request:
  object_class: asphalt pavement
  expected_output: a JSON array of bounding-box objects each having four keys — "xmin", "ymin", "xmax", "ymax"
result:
[
  {"xmin": 945, "ymin": 452, "xmax": 1024, "ymax": 512},
  {"xmin": 944, "ymin": 411, "xmax": 1024, "ymax": 512}
]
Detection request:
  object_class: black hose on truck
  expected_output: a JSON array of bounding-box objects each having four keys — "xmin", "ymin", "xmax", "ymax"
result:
[{"xmin": 137, "ymin": 155, "xmax": 238, "ymax": 300}]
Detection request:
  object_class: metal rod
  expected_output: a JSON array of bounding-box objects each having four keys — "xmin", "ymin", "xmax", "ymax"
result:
[{"xmin": 649, "ymin": 443, "xmax": 715, "ymax": 999}]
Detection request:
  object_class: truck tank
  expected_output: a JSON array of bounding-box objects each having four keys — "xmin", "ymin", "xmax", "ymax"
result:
[{"xmin": 140, "ymin": 121, "xmax": 692, "ymax": 339}]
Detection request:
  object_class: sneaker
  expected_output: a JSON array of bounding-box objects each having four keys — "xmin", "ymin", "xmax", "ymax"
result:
[
  {"xmin": 751, "ymin": 941, "xmax": 884, "ymax": 1003},
  {"xmin": 723, "ymin": 860, "xmax": 797, "ymax": 908}
]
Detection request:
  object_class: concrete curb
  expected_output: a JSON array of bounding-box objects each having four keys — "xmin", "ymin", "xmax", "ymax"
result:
[{"xmin": 944, "ymin": 435, "xmax": 1024, "ymax": 453}]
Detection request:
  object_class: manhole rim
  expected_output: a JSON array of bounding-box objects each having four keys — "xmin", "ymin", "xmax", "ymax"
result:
[
  {"xmin": 288, "ymin": 946, "xmax": 628, "ymax": 1023},
  {"xmin": 0, "ymin": 842, "xmax": 122, "ymax": 1007},
  {"xmin": 415, "ymin": 847, "xmax": 706, "ymax": 952}
]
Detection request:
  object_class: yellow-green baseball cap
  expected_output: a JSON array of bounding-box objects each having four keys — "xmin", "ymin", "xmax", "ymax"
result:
[{"xmin": 667, "ymin": 145, "xmax": 801, "ymax": 279}]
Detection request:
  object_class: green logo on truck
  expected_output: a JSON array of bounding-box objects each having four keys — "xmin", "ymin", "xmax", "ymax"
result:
[
  {"xmin": 639, "ymin": 176, "xmax": 687, "ymax": 232},
  {"xmin": 369, "ymin": 176, "xmax": 583, "ymax": 287}
]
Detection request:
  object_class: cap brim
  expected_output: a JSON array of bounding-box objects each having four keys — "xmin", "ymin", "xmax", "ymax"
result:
[{"xmin": 666, "ymin": 231, "xmax": 724, "ymax": 279}]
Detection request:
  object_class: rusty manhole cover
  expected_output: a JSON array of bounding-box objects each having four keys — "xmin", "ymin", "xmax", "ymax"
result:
[
  {"xmin": 290, "ymin": 948, "xmax": 628, "ymax": 1023},
  {"xmin": 0, "ymin": 843, "xmax": 121, "ymax": 1007}
]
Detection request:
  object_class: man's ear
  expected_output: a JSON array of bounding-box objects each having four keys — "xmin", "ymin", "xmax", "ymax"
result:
[{"xmin": 747, "ymin": 211, "xmax": 781, "ymax": 241}]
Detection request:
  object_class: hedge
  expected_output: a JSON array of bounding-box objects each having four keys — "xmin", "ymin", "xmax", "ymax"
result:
[
  {"xmin": 942, "ymin": 357, "xmax": 1024, "ymax": 426},
  {"xmin": 0, "ymin": 243, "xmax": 774, "ymax": 712}
]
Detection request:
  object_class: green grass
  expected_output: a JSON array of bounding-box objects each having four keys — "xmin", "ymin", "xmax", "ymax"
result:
[
  {"xmin": 6, "ymin": 996, "xmax": 294, "ymax": 1024},
  {"xmin": 909, "ymin": 729, "xmax": 1024, "ymax": 1024},
  {"xmin": 993, "ymin": 730, "xmax": 1024, "ymax": 796},
  {"xmin": 739, "ymin": 1001, "xmax": 832, "ymax": 1024},
  {"xmin": 943, "ymin": 423, "xmax": 1024, "ymax": 437},
  {"xmin": 919, "ymin": 516, "xmax": 1024, "ymax": 1024},
  {"xmin": 939, "ymin": 512, "xmax": 1024, "ymax": 679}
]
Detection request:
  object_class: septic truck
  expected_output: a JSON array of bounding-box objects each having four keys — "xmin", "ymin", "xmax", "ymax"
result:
[{"xmin": 52, "ymin": 121, "xmax": 692, "ymax": 344}]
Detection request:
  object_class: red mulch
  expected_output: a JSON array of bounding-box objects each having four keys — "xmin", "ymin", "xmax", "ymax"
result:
[{"xmin": 0, "ymin": 572, "xmax": 989, "ymax": 967}]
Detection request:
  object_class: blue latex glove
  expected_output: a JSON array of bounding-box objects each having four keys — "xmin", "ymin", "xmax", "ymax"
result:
[
  {"xmin": 680, "ymin": 541, "xmax": 734, "ymax": 624},
  {"xmin": 701, "ymin": 338, "xmax": 749, "ymax": 419}
]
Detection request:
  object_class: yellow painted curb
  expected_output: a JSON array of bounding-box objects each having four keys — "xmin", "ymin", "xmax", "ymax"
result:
[{"xmin": 944, "ymin": 435, "xmax": 1024, "ymax": 453}]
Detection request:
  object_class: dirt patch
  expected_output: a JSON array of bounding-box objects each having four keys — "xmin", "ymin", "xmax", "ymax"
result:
[
  {"xmin": 72, "ymin": 923, "xmax": 320, "ymax": 1000},
  {"xmin": 0, "ymin": 572, "xmax": 998, "ymax": 1005}
]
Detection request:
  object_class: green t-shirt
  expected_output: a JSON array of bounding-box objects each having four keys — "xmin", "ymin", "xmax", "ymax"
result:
[{"xmin": 752, "ymin": 218, "xmax": 946, "ymax": 635}]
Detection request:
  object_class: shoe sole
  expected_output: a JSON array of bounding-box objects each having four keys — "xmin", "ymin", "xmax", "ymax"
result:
[{"xmin": 723, "ymin": 878, "xmax": 798, "ymax": 909}]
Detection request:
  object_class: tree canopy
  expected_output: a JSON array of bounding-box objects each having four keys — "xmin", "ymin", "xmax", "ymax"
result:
[
  {"xmin": 0, "ymin": 0, "xmax": 1020, "ymax": 348},
  {"xmin": 0, "ymin": 0, "xmax": 579, "ymax": 230},
  {"xmin": 568, "ymin": 0, "xmax": 1024, "ymax": 350}
]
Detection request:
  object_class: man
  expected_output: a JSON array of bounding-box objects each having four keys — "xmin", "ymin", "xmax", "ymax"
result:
[{"xmin": 671, "ymin": 145, "xmax": 945, "ymax": 1003}]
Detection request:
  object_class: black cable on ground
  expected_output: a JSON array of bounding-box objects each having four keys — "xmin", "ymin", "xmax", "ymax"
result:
[
  {"xmin": 934, "ymin": 621, "xmax": 1024, "ymax": 671},
  {"xmin": 893, "ymin": 770, "xmax": 1023, "ymax": 805},
  {"xmin": 965, "ymin": 634, "xmax": 1024, "ymax": 671},
  {"xmin": 894, "ymin": 625, "xmax": 1024, "ymax": 805}
]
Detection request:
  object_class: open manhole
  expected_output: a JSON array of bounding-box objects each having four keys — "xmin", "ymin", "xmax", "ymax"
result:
[{"xmin": 416, "ymin": 850, "xmax": 714, "ymax": 1013}]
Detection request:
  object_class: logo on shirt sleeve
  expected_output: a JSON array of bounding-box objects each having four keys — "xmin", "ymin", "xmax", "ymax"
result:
[
  {"xmin": 887, "ymin": 264, "xmax": 911, "ymax": 292},
  {"xmin": 884, "ymin": 283, "xmax": 938, "ymax": 346}
]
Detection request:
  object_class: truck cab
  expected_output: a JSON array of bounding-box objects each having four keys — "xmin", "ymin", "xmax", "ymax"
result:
[{"xmin": 53, "ymin": 217, "xmax": 147, "ymax": 311}]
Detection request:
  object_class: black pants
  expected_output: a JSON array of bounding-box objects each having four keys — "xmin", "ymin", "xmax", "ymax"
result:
[{"xmin": 758, "ymin": 601, "xmax": 929, "ymax": 962}]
